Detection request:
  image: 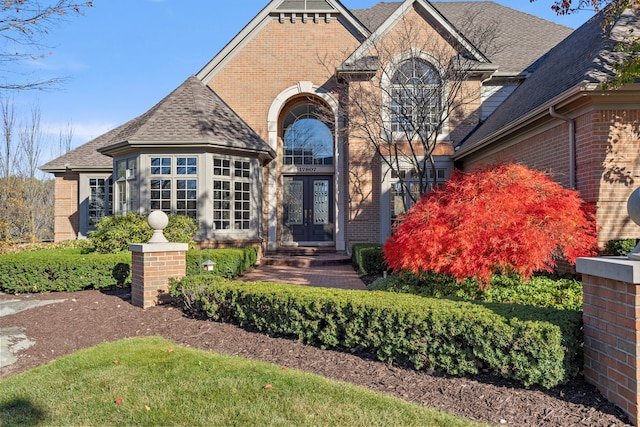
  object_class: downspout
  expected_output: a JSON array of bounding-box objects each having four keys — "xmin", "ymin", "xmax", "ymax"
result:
[{"xmin": 549, "ymin": 106, "xmax": 576, "ymax": 190}]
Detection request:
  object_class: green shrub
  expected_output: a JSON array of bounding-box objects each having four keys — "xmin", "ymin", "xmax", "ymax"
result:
[
  {"xmin": 604, "ymin": 238, "xmax": 638, "ymax": 256},
  {"xmin": 88, "ymin": 212, "xmax": 198, "ymax": 253},
  {"xmin": 352, "ymin": 243, "xmax": 386, "ymax": 274},
  {"xmin": 0, "ymin": 248, "xmax": 132, "ymax": 294},
  {"xmin": 369, "ymin": 272, "xmax": 582, "ymax": 311},
  {"xmin": 0, "ymin": 245, "xmax": 258, "ymax": 294},
  {"xmin": 170, "ymin": 276, "xmax": 582, "ymax": 388},
  {"xmin": 186, "ymin": 247, "xmax": 258, "ymax": 278}
]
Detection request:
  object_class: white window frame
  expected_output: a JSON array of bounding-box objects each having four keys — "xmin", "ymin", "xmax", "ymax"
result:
[
  {"xmin": 212, "ymin": 156, "xmax": 253, "ymax": 231},
  {"xmin": 88, "ymin": 177, "xmax": 112, "ymax": 226},
  {"xmin": 115, "ymin": 157, "xmax": 138, "ymax": 214},
  {"xmin": 381, "ymin": 157, "xmax": 453, "ymax": 243},
  {"xmin": 381, "ymin": 51, "xmax": 449, "ymax": 142},
  {"xmin": 149, "ymin": 155, "xmax": 199, "ymax": 219}
]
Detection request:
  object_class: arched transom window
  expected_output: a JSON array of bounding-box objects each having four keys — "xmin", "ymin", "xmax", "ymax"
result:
[
  {"xmin": 282, "ymin": 103, "xmax": 333, "ymax": 166},
  {"xmin": 390, "ymin": 58, "xmax": 442, "ymax": 135}
]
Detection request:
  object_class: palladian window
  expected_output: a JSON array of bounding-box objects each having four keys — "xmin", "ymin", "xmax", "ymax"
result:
[{"xmin": 390, "ymin": 58, "xmax": 442, "ymax": 136}]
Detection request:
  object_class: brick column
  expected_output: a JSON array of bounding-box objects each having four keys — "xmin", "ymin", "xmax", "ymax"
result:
[
  {"xmin": 577, "ymin": 257, "xmax": 640, "ymax": 426},
  {"xmin": 129, "ymin": 243, "xmax": 188, "ymax": 309}
]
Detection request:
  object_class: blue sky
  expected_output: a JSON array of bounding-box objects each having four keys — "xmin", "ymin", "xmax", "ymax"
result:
[{"xmin": 11, "ymin": 1, "xmax": 592, "ymax": 165}]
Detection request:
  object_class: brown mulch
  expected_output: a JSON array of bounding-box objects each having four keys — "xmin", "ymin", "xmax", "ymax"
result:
[{"xmin": 0, "ymin": 288, "xmax": 630, "ymax": 426}]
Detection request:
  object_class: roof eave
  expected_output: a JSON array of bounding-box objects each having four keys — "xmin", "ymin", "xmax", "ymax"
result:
[
  {"xmin": 39, "ymin": 165, "xmax": 113, "ymax": 174},
  {"xmin": 99, "ymin": 139, "xmax": 276, "ymax": 160},
  {"xmin": 453, "ymin": 84, "xmax": 592, "ymax": 160}
]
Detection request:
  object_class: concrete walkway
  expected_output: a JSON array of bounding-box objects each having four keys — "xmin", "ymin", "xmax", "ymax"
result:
[{"xmin": 0, "ymin": 298, "xmax": 67, "ymax": 368}]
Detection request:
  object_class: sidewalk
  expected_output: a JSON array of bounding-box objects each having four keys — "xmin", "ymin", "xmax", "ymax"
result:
[{"xmin": 238, "ymin": 255, "xmax": 367, "ymax": 290}]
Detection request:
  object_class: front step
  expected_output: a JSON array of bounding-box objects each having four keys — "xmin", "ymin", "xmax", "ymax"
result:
[{"xmin": 261, "ymin": 248, "xmax": 351, "ymax": 267}]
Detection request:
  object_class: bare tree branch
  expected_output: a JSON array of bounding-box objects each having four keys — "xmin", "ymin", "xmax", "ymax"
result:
[
  {"xmin": 0, "ymin": 1, "xmax": 92, "ymax": 90},
  {"xmin": 324, "ymin": 13, "xmax": 501, "ymax": 214}
]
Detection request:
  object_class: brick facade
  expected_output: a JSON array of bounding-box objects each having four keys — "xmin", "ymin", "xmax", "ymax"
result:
[
  {"xmin": 53, "ymin": 172, "xmax": 79, "ymax": 242},
  {"xmin": 207, "ymin": 9, "xmax": 481, "ymax": 248},
  {"xmin": 461, "ymin": 103, "xmax": 640, "ymax": 248},
  {"xmin": 130, "ymin": 243, "xmax": 188, "ymax": 309},
  {"xmin": 577, "ymin": 257, "xmax": 640, "ymax": 426}
]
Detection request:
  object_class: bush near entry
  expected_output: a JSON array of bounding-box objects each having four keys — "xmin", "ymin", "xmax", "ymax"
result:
[
  {"xmin": 170, "ymin": 275, "xmax": 582, "ymax": 388},
  {"xmin": 351, "ymin": 243, "xmax": 386, "ymax": 274},
  {"xmin": 87, "ymin": 212, "xmax": 198, "ymax": 254},
  {"xmin": 384, "ymin": 164, "xmax": 599, "ymax": 286},
  {"xmin": 369, "ymin": 272, "xmax": 583, "ymax": 311}
]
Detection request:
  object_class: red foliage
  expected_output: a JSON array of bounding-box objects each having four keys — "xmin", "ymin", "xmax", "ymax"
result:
[{"xmin": 383, "ymin": 164, "xmax": 599, "ymax": 285}]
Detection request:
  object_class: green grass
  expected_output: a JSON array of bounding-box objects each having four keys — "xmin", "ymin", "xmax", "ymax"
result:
[{"xmin": 0, "ymin": 337, "xmax": 487, "ymax": 427}]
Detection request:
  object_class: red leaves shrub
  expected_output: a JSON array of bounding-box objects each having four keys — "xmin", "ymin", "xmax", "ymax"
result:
[{"xmin": 383, "ymin": 164, "xmax": 598, "ymax": 285}]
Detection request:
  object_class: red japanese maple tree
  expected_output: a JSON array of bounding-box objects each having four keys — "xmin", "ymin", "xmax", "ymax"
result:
[{"xmin": 383, "ymin": 164, "xmax": 599, "ymax": 286}]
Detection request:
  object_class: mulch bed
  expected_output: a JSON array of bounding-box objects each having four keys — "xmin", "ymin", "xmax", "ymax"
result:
[{"xmin": 0, "ymin": 288, "xmax": 630, "ymax": 426}]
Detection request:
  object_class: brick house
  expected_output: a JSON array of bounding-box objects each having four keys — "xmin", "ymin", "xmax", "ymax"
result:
[{"xmin": 40, "ymin": 0, "xmax": 639, "ymax": 252}]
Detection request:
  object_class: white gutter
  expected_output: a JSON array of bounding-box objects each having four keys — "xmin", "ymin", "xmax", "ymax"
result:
[{"xmin": 548, "ymin": 106, "xmax": 576, "ymax": 189}]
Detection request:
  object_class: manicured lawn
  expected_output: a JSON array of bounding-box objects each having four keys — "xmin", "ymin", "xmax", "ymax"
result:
[{"xmin": 0, "ymin": 337, "xmax": 487, "ymax": 426}]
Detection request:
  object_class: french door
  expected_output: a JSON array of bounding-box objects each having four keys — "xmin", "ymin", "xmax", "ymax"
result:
[{"xmin": 283, "ymin": 175, "xmax": 334, "ymax": 244}]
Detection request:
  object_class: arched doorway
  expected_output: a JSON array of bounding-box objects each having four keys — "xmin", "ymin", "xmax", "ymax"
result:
[{"xmin": 280, "ymin": 100, "xmax": 335, "ymax": 246}]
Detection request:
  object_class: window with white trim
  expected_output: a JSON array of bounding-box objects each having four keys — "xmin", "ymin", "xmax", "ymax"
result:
[
  {"xmin": 390, "ymin": 58, "xmax": 441, "ymax": 136},
  {"xmin": 149, "ymin": 156, "xmax": 198, "ymax": 219},
  {"xmin": 213, "ymin": 158, "xmax": 252, "ymax": 230},
  {"xmin": 116, "ymin": 158, "xmax": 137, "ymax": 214},
  {"xmin": 88, "ymin": 177, "xmax": 112, "ymax": 226},
  {"xmin": 390, "ymin": 167, "xmax": 448, "ymax": 225}
]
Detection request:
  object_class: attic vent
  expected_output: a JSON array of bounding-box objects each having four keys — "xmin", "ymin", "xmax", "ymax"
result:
[
  {"xmin": 277, "ymin": 12, "xmax": 334, "ymax": 24},
  {"xmin": 276, "ymin": 0, "xmax": 334, "ymax": 11}
]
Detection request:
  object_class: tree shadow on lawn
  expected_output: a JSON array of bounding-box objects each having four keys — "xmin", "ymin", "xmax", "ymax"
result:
[{"xmin": 0, "ymin": 398, "xmax": 48, "ymax": 426}]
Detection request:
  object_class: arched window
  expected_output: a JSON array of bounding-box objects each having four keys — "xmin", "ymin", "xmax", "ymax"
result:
[
  {"xmin": 390, "ymin": 58, "xmax": 441, "ymax": 136},
  {"xmin": 282, "ymin": 104, "xmax": 333, "ymax": 166}
]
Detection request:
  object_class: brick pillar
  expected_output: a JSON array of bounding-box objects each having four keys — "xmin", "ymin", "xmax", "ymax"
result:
[
  {"xmin": 577, "ymin": 257, "xmax": 640, "ymax": 426},
  {"xmin": 129, "ymin": 243, "xmax": 188, "ymax": 309}
]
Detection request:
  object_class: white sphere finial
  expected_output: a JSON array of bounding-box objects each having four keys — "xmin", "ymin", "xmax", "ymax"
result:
[
  {"xmin": 626, "ymin": 189, "xmax": 640, "ymax": 260},
  {"xmin": 148, "ymin": 210, "xmax": 169, "ymax": 243}
]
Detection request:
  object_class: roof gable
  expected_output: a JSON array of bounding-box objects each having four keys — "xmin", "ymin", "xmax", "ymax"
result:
[
  {"xmin": 196, "ymin": 0, "xmax": 370, "ymax": 84},
  {"xmin": 351, "ymin": 1, "xmax": 573, "ymax": 76},
  {"xmin": 344, "ymin": 0, "xmax": 490, "ymax": 70}
]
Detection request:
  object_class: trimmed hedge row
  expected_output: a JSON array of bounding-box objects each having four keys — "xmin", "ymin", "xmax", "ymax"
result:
[
  {"xmin": 170, "ymin": 275, "xmax": 583, "ymax": 388},
  {"xmin": 186, "ymin": 247, "xmax": 259, "ymax": 278},
  {"xmin": 351, "ymin": 243, "xmax": 386, "ymax": 274},
  {"xmin": 0, "ymin": 247, "xmax": 259, "ymax": 294},
  {"xmin": 0, "ymin": 249, "xmax": 132, "ymax": 294}
]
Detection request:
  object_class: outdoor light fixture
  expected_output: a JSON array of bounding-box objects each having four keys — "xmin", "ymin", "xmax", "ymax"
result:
[{"xmin": 203, "ymin": 259, "xmax": 216, "ymax": 272}]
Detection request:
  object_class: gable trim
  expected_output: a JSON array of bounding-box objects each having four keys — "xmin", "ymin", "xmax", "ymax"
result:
[
  {"xmin": 197, "ymin": 0, "xmax": 370, "ymax": 84},
  {"xmin": 342, "ymin": 0, "xmax": 489, "ymax": 70}
]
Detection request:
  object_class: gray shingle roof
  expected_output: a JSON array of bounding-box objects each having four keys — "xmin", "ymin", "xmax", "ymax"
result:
[
  {"xmin": 455, "ymin": 8, "xmax": 638, "ymax": 156},
  {"xmin": 41, "ymin": 76, "xmax": 273, "ymax": 172},
  {"xmin": 351, "ymin": 1, "xmax": 573, "ymax": 75}
]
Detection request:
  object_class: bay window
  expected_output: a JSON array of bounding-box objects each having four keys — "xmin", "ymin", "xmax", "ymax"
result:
[{"xmin": 149, "ymin": 156, "xmax": 198, "ymax": 219}]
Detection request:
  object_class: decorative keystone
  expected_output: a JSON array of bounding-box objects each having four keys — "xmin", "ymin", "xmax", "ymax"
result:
[
  {"xmin": 147, "ymin": 210, "xmax": 169, "ymax": 243},
  {"xmin": 626, "ymin": 188, "xmax": 640, "ymax": 260}
]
